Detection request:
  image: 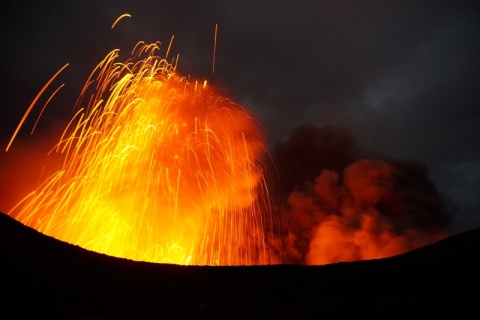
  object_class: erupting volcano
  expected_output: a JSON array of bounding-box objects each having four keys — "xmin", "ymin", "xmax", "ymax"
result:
[
  {"xmin": 6, "ymin": 41, "xmax": 279, "ymax": 266},
  {"xmin": 3, "ymin": 29, "xmax": 452, "ymax": 267}
]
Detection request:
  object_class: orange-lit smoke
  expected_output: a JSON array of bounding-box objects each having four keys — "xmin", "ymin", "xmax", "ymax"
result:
[
  {"xmin": 275, "ymin": 125, "xmax": 451, "ymax": 265},
  {"xmin": 6, "ymin": 42, "xmax": 279, "ymax": 266}
]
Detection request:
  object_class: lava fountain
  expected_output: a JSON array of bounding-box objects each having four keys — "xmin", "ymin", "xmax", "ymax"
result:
[{"xmin": 7, "ymin": 41, "xmax": 278, "ymax": 265}]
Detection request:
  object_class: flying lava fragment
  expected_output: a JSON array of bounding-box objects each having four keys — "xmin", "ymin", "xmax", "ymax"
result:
[{"xmin": 7, "ymin": 41, "xmax": 279, "ymax": 266}]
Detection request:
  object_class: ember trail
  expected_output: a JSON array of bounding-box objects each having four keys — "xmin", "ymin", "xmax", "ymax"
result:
[{"xmin": 8, "ymin": 42, "xmax": 278, "ymax": 265}]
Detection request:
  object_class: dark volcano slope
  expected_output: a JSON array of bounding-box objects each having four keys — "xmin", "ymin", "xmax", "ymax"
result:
[{"xmin": 1, "ymin": 212, "xmax": 479, "ymax": 319}]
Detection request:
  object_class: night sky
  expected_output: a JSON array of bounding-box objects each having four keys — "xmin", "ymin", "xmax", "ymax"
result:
[{"xmin": 1, "ymin": 1, "xmax": 479, "ymax": 235}]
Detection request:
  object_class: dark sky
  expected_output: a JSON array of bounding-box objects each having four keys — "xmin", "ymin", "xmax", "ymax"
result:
[{"xmin": 1, "ymin": 1, "xmax": 479, "ymax": 234}]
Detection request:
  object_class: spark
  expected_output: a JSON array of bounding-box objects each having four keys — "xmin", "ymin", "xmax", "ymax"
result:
[
  {"xmin": 111, "ymin": 13, "xmax": 131, "ymax": 29},
  {"xmin": 212, "ymin": 24, "xmax": 218, "ymax": 74},
  {"xmin": 8, "ymin": 42, "xmax": 279, "ymax": 266},
  {"xmin": 6, "ymin": 63, "xmax": 69, "ymax": 152}
]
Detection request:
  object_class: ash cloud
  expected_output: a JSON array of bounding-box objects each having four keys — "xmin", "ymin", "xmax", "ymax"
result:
[
  {"xmin": 272, "ymin": 124, "xmax": 361, "ymax": 198},
  {"xmin": 273, "ymin": 124, "xmax": 452, "ymax": 264}
]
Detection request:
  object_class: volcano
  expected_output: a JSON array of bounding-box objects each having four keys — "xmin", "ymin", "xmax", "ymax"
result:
[{"xmin": 1, "ymin": 211, "xmax": 478, "ymax": 319}]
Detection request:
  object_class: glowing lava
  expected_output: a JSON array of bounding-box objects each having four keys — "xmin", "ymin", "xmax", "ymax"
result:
[{"xmin": 8, "ymin": 42, "xmax": 277, "ymax": 265}]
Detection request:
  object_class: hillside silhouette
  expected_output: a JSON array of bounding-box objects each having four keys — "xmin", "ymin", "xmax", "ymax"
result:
[{"xmin": 1, "ymin": 212, "xmax": 478, "ymax": 319}]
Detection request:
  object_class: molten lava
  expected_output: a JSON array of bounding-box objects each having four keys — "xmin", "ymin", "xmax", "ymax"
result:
[{"xmin": 8, "ymin": 42, "xmax": 277, "ymax": 265}]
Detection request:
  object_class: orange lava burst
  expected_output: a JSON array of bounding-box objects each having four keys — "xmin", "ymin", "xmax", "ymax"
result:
[{"xmin": 9, "ymin": 42, "xmax": 277, "ymax": 265}]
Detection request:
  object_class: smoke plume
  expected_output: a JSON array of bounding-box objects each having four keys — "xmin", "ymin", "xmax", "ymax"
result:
[{"xmin": 274, "ymin": 124, "xmax": 451, "ymax": 265}]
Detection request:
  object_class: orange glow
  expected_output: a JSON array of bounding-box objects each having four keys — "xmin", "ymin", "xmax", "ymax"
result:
[
  {"xmin": 284, "ymin": 160, "xmax": 449, "ymax": 265},
  {"xmin": 8, "ymin": 42, "xmax": 278, "ymax": 265}
]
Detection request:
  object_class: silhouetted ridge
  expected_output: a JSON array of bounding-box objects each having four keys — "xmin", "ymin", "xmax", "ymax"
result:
[{"xmin": 1, "ymin": 212, "xmax": 478, "ymax": 319}]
